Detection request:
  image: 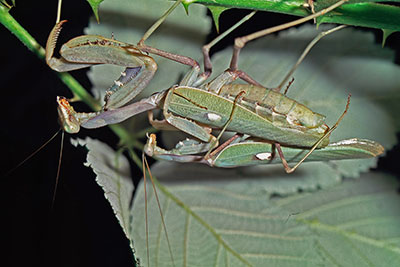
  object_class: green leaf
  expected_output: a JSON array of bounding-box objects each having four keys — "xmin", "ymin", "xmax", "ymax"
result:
[
  {"xmin": 87, "ymin": 0, "xmax": 104, "ymax": 22},
  {"xmin": 382, "ymin": 29, "xmax": 397, "ymax": 47},
  {"xmin": 207, "ymin": 5, "xmax": 229, "ymax": 32},
  {"xmin": 277, "ymin": 172, "xmax": 400, "ymax": 265},
  {"xmin": 186, "ymin": 0, "xmax": 400, "ymax": 32},
  {"xmin": 131, "ymin": 170, "xmax": 400, "ymax": 266}
]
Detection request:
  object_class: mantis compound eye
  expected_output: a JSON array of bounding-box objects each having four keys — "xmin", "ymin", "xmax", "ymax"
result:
[{"xmin": 56, "ymin": 96, "xmax": 80, "ymax": 134}]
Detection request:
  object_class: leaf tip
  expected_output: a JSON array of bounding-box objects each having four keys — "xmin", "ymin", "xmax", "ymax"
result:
[
  {"xmin": 87, "ymin": 0, "xmax": 103, "ymax": 23},
  {"xmin": 381, "ymin": 29, "xmax": 396, "ymax": 47},
  {"xmin": 208, "ymin": 6, "xmax": 229, "ymax": 33}
]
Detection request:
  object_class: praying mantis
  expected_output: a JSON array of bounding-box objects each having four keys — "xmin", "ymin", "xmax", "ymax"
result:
[{"xmin": 50, "ymin": 0, "xmax": 382, "ymax": 174}]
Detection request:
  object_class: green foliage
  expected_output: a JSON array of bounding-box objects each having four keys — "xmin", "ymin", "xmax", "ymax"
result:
[
  {"xmin": 186, "ymin": 0, "xmax": 400, "ymax": 34},
  {"xmin": 131, "ymin": 166, "xmax": 400, "ymax": 266}
]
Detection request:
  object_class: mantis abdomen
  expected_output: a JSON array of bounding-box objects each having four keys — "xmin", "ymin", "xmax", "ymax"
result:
[
  {"xmin": 169, "ymin": 86, "xmax": 330, "ymax": 148},
  {"xmin": 220, "ymin": 84, "xmax": 327, "ymax": 130}
]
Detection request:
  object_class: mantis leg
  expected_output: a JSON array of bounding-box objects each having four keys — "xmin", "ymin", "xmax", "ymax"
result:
[
  {"xmin": 46, "ymin": 20, "xmax": 94, "ymax": 72},
  {"xmin": 201, "ymin": 11, "xmax": 258, "ymax": 84},
  {"xmin": 50, "ymin": 0, "xmax": 201, "ymax": 133},
  {"xmin": 47, "ymin": 20, "xmax": 158, "ymax": 109},
  {"xmin": 136, "ymin": 1, "xmax": 208, "ymax": 87},
  {"xmin": 228, "ymin": 0, "xmax": 348, "ymax": 92},
  {"xmin": 199, "ymin": 1, "xmax": 348, "ymax": 92},
  {"xmin": 199, "ymin": 0, "xmax": 348, "ymax": 90},
  {"xmin": 229, "ymin": 0, "xmax": 347, "ymax": 70},
  {"xmin": 205, "ymin": 134, "xmax": 244, "ymax": 161},
  {"xmin": 147, "ymin": 110, "xmax": 181, "ymax": 131},
  {"xmin": 202, "ymin": 68, "xmax": 262, "ymax": 94},
  {"xmin": 306, "ymin": 0, "xmax": 317, "ymax": 23},
  {"xmin": 144, "ymin": 133, "xmax": 213, "ymax": 163},
  {"xmin": 277, "ymin": 25, "xmax": 347, "ymax": 94},
  {"xmin": 58, "ymin": 89, "xmax": 166, "ymax": 133},
  {"xmin": 200, "ymin": 11, "xmax": 264, "ymax": 87}
]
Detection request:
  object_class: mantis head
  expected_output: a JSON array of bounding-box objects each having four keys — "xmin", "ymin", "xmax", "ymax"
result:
[{"xmin": 57, "ymin": 96, "xmax": 80, "ymax": 134}]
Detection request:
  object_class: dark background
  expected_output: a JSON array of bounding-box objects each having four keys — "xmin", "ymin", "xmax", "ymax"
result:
[{"xmin": 2, "ymin": 1, "xmax": 400, "ymax": 266}]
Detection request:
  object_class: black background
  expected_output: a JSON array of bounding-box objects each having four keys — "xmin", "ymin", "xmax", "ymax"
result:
[{"xmin": 2, "ymin": 1, "xmax": 400, "ymax": 267}]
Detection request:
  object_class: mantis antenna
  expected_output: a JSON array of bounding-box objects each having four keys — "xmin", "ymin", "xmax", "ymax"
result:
[
  {"xmin": 52, "ymin": 130, "xmax": 64, "ymax": 209},
  {"xmin": 142, "ymin": 152, "xmax": 175, "ymax": 267},
  {"xmin": 4, "ymin": 129, "xmax": 62, "ymax": 177}
]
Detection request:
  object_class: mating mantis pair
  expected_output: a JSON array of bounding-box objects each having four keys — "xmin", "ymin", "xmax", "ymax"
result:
[{"xmin": 48, "ymin": 0, "xmax": 382, "ymax": 175}]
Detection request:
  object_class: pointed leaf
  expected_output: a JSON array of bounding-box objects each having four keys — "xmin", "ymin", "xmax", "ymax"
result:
[
  {"xmin": 382, "ymin": 29, "xmax": 396, "ymax": 47},
  {"xmin": 87, "ymin": 0, "xmax": 104, "ymax": 22},
  {"xmin": 188, "ymin": 0, "xmax": 400, "ymax": 32},
  {"xmin": 207, "ymin": 5, "xmax": 229, "ymax": 33}
]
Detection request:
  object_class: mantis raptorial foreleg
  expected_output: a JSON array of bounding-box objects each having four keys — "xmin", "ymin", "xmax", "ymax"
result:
[
  {"xmin": 47, "ymin": 19, "xmax": 159, "ymax": 133},
  {"xmin": 46, "ymin": 20, "xmax": 158, "ymax": 107},
  {"xmin": 49, "ymin": 0, "xmax": 211, "ymax": 133}
]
